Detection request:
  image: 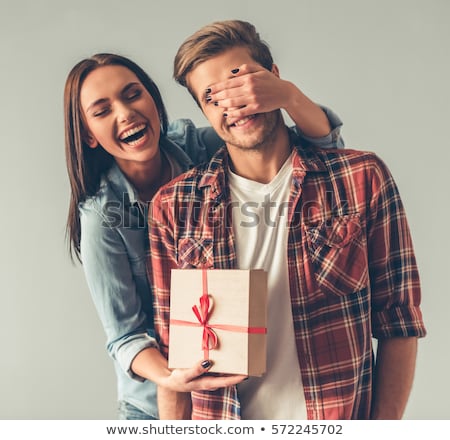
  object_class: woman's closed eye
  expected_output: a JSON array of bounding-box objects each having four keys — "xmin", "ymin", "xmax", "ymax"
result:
[
  {"xmin": 124, "ymin": 88, "xmax": 142, "ymax": 101},
  {"xmin": 92, "ymin": 107, "xmax": 110, "ymax": 117}
]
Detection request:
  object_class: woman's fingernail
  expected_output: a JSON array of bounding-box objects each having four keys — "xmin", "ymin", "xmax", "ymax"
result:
[
  {"xmin": 231, "ymin": 68, "xmax": 239, "ymax": 74},
  {"xmin": 206, "ymin": 95, "xmax": 212, "ymax": 102},
  {"xmin": 214, "ymin": 101, "xmax": 219, "ymax": 106},
  {"xmin": 205, "ymin": 88, "xmax": 211, "ymax": 94},
  {"xmin": 201, "ymin": 360, "xmax": 211, "ymax": 368},
  {"xmin": 223, "ymin": 113, "xmax": 228, "ymax": 118}
]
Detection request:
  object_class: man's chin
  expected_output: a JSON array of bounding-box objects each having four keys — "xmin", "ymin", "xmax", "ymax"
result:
[{"xmin": 225, "ymin": 138, "xmax": 266, "ymax": 151}]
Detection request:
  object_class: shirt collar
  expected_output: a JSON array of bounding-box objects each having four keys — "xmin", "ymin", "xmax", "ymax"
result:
[
  {"xmin": 197, "ymin": 134, "xmax": 327, "ymax": 197},
  {"xmin": 106, "ymin": 161, "xmax": 140, "ymax": 205},
  {"xmin": 105, "ymin": 136, "xmax": 194, "ymax": 205},
  {"xmin": 198, "ymin": 146, "xmax": 229, "ymax": 199},
  {"xmin": 291, "ymin": 145, "xmax": 327, "ymax": 173},
  {"xmin": 159, "ymin": 134, "xmax": 194, "ymax": 171}
]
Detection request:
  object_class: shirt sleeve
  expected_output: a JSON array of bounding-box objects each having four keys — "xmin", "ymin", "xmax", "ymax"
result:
[
  {"xmin": 79, "ymin": 201, "xmax": 158, "ymax": 381},
  {"xmin": 291, "ymin": 105, "xmax": 344, "ymax": 149},
  {"xmin": 148, "ymin": 192, "xmax": 178, "ymax": 359},
  {"xmin": 365, "ymin": 155, "xmax": 427, "ymax": 339}
]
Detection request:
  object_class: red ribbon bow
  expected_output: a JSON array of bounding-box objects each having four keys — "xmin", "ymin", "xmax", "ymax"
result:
[
  {"xmin": 192, "ymin": 289, "xmax": 219, "ymax": 357},
  {"xmin": 170, "ymin": 268, "xmax": 267, "ymax": 360}
]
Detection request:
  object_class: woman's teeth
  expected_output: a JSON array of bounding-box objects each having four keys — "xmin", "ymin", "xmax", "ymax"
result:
[{"xmin": 120, "ymin": 124, "xmax": 146, "ymax": 144}]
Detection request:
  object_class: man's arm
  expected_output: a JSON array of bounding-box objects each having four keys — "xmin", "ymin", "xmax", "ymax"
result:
[
  {"xmin": 158, "ymin": 386, "xmax": 192, "ymax": 420},
  {"xmin": 366, "ymin": 154, "xmax": 426, "ymax": 419},
  {"xmin": 371, "ymin": 337, "xmax": 418, "ymax": 419}
]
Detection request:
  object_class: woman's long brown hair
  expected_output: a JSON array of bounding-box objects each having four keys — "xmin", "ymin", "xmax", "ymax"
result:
[{"xmin": 64, "ymin": 53, "xmax": 169, "ymax": 261}]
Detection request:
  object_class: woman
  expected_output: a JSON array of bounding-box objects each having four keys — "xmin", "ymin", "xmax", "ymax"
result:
[{"xmin": 64, "ymin": 53, "xmax": 343, "ymax": 419}]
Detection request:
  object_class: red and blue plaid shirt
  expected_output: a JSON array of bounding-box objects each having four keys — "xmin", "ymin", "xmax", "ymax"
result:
[{"xmin": 149, "ymin": 141, "xmax": 426, "ymax": 420}]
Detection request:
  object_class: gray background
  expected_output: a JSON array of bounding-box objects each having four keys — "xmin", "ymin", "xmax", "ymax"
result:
[{"xmin": 1, "ymin": 0, "xmax": 448, "ymax": 419}]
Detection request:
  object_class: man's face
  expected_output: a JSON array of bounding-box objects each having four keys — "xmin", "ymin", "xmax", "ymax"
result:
[{"xmin": 186, "ymin": 46, "xmax": 282, "ymax": 152}]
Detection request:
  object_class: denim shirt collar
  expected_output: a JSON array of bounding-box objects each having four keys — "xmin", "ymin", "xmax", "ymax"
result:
[
  {"xmin": 106, "ymin": 162, "xmax": 139, "ymax": 205},
  {"xmin": 160, "ymin": 134, "xmax": 194, "ymax": 171},
  {"xmin": 105, "ymin": 135, "xmax": 194, "ymax": 205}
]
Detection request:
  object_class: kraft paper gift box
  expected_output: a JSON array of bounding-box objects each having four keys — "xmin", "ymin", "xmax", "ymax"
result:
[{"xmin": 168, "ymin": 269, "xmax": 267, "ymax": 376}]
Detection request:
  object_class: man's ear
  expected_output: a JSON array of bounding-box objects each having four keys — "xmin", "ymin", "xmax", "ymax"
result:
[{"xmin": 271, "ymin": 64, "xmax": 280, "ymax": 78}]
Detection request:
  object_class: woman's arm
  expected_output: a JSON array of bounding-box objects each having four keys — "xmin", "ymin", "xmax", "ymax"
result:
[
  {"xmin": 167, "ymin": 104, "xmax": 343, "ymax": 169},
  {"xmin": 79, "ymin": 200, "xmax": 158, "ymax": 380},
  {"xmin": 167, "ymin": 67, "xmax": 344, "ymax": 167},
  {"xmin": 80, "ymin": 197, "xmax": 244, "ymax": 397},
  {"xmin": 132, "ymin": 348, "xmax": 245, "ymax": 391},
  {"xmin": 205, "ymin": 63, "xmax": 344, "ymax": 145}
]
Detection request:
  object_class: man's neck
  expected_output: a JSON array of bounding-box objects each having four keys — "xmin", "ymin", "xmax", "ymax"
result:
[{"xmin": 226, "ymin": 123, "xmax": 291, "ymax": 184}]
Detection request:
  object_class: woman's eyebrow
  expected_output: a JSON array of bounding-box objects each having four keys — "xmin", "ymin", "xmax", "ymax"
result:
[
  {"xmin": 121, "ymin": 82, "xmax": 141, "ymax": 94},
  {"xmin": 86, "ymin": 98, "xmax": 109, "ymax": 114},
  {"xmin": 86, "ymin": 82, "xmax": 142, "ymax": 112}
]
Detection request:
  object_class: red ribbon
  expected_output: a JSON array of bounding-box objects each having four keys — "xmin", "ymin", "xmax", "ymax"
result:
[{"xmin": 170, "ymin": 268, "xmax": 266, "ymax": 359}]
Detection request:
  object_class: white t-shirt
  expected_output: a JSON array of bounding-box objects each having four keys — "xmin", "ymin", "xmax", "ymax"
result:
[{"xmin": 229, "ymin": 153, "xmax": 307, "ymax": 420}]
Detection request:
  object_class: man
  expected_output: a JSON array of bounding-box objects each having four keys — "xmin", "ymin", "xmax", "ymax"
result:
[{"xmin": 149, "ymin": 20, "xmax": 426, "ymax": 420}]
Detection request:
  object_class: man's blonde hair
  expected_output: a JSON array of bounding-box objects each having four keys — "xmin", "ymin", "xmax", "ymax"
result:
[{"xmin": 173, "ymin": 20, "xmax": 273, "ymax": 94}]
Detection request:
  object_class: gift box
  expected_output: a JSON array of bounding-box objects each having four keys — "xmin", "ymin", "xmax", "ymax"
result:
[{"xmin": 168, "ymin": 268, "xmax": 267, "ymax": 376}]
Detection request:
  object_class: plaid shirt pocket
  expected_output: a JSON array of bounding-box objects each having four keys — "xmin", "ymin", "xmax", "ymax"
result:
[
  {"xmin": 305, "ymin": 214, "xmax": 369, "ymax": 297},
  {"xmin": 177, "ymin": 237, "xmax": 214, "ymax": 268}
]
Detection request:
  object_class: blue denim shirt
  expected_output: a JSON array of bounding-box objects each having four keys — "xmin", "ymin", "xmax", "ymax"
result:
[{"xmin": 78, "ymin": 110, "xmax": 343, "ymax": 418}]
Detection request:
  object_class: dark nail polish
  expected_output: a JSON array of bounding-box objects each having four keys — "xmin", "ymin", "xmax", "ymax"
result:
[
  {"xmin": 223, "ymin": 113, "xmax": 228, "ymax": 117},
  {"xmin": 231, "ymin": 68, "xmax": 239, "ymax": 74},
  {"xmin": 214, "ymin": 101, "xmax": 219, "ymax": 106},
  {"xmin": 206, "ymin": 95, "xmax": 212, "ymax": 102},
  {"xmin": 201, "ymin": 360, "xmax": 211, "ymax": 369},
  {"xmin": 205, "ymin": 88, "xmax": 211, "ymax": 94}
]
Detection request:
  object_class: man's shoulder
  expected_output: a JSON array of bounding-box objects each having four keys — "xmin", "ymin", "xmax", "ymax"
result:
[
  {"xmin": 155, "ymin": 161, "xmax": 211, "ymax": 200},
  {"xmin": 317, "ymin": 145, "xmax": 378, "ymax": 162},
  {"xmin": 313, "ymin": 146, "xmax": 389, "ymax": 174},
  {"xmin": 169, "ymin": 160, "xmax": 211, "ymax": 187},
  {"xmin": 305, "ymin": 146, "xmax": 396, "ymax": 193}
]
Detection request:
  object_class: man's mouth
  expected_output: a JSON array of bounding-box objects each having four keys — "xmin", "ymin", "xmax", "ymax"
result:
[
  {"xmin": 229, "ymin": 114, "xmax": 257, "ymax": 127},
  {"xmin": 119, "ymin": 123, "xmax": 147, "ymax": 145}
]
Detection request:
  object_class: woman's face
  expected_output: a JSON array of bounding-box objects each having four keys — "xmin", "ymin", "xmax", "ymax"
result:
[{"xmin": 80, "ymin": 65, "xmax": 161, "ymax": 167}]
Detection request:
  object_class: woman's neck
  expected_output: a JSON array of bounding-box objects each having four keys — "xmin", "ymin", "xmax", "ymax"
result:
[{"xmin": 116, "ymin": 150, "xmax": 171, "ymax": 202}]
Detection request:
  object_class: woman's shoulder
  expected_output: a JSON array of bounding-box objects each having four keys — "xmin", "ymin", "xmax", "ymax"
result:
[
  {"xmin": 166, "ymin": 118, "xmax": 222, "ymax": 165},
  {"xmin": 81, "ymin": 163, "xmax": 134, "ymax": 206},
  {"xmin": 78, "ymin": 166, "xmax": 124, "ymax": 223},
  {"xmin": 166, "ymin": 118, "xmax": 196, "ymax": 140},
  {"xmin": 79, "ymin": 176, "xmax": 111, "ymax": 212}
]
